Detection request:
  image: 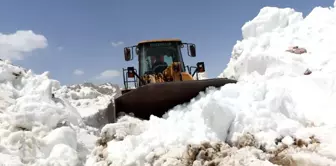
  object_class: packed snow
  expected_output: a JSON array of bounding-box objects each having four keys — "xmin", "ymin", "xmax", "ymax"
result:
[{"xmin": 86, "ymin": 2, "xmax": 336, "ymax": 166}]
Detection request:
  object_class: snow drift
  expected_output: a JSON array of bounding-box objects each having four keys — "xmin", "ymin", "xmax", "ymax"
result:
[
  {"xmin": 87, "ymin": 2, "xmax": 336, "ymax": 166},
  {"xmin": 0, "ymin": 59, "xmax": 98, "ymax": 165}
]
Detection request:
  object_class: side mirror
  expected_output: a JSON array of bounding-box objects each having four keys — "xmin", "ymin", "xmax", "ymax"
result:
[
  {"xmin": 196, "ymin": 62, "xmax": 205, "ymax": 72},
  {"xmin": 189, "ymin": 44, "xmax": 196, "ymax": 57},
  {"xmin": 127, "ymin": 67, "xmax": 135, "ymax": 78},
  {"xmin": 124, "ymin": 47, "xmax": 132, "ymax": 61},
  {"xmin": 136, "ymin": 47, "xmax": 140, "ymax": 55}
]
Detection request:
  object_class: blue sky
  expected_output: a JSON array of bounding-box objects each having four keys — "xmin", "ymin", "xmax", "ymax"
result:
[{"xmin": 0, "ymin": 0, "xmax": 334, "ymax": 87}]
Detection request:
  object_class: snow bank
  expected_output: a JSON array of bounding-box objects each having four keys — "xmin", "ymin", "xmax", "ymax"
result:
[
  {"xmin": 220, "ymin": 5, "xmax": 336, "ymax": 79},
  {"xmin": 0, "ymin": 60, "xmax": 97, "ymax": 165},
  {"xmin": 87, "ymin": 2, "xmax": 336, "ymax": 166},
  {"xmin": 241, "ymin": 7, "xmax": 303, "ymax": 39}
]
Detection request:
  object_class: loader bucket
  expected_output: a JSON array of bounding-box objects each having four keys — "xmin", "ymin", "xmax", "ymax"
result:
[{"xmin": 106, "ymin": 78, "xmax": 237, "ymax": 122}]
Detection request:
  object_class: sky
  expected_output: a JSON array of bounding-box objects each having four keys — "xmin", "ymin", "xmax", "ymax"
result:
[{"xmin": 0, "ymin": 0, "xmax": 334, "ymax": 87}]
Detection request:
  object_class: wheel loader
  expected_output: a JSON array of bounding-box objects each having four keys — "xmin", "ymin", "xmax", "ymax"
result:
[{"xmin": 106, "ymin": 38, "xmax": 237, "ymax": 122}]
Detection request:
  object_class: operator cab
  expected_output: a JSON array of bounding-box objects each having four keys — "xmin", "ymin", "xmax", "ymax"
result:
[
  {"xmin": 136, "ymin": 39, "xmax": 186, "ymax": 76},
  {"xmin": 123, "ymin": 38, "xmax": 198, "ymax": 88}
]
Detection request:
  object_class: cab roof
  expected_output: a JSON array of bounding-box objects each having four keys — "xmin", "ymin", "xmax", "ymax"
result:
[{"xmin": 137, "ymin": 38, "xmax": 182, "ymax": 45}]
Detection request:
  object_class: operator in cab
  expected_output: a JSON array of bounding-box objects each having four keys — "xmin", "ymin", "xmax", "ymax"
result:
[{"xmin": 152, "ymin": 55, "xmax": 168, "ymax": 73}]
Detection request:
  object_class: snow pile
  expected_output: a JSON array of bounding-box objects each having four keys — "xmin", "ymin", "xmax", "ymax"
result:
[
  {"xmin": 87, "ymin": 2, "xmax": 336, "ymax": 166},
  {"xmin": 220, "ymin": 5, "xmax": 336, "ymax": 79},
  {"xmin": 0, "ymin": 59, "xmax": 97, "ymax": 165},
  {"xmin": 54, "ymin": 82, "xmax": 121, "ymax": 128},
  {"xmin": 241, "ymin": 7, "xmax": 303, "ymax": 39}
]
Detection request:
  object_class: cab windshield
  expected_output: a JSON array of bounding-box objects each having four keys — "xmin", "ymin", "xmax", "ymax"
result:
[{"xmin": 138, "ymin": 42, "xmax": 185, "ymax": 76}]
